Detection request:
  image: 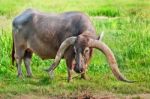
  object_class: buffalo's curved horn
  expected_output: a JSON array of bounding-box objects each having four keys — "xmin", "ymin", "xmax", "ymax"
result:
[
  {"xmin": 88, "ymin": 39, "xmax": 133, "ymax": 83},
  {"xmin": 45, "ymin": 37, "xmax": 77, "ymax": 72}
]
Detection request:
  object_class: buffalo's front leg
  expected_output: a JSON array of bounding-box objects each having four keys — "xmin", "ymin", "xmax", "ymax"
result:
[
  {"xmin": 81, "ymin": 64, "xmax": 89, "ymax": 80},
  {"xmin": 64, "ymin": 48, "xmax": 75, "ymax": 82},
  {"xmin": 67, "ymin": 68, "xmax": 73, "ymax": 82},
  {"xmin": 66, "ymin": 58, "xmax": 75, "ymax": 82}
]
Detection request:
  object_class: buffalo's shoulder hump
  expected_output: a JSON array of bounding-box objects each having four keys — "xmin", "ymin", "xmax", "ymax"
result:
[{"xmin": 12, "ymin": 9, "xmax": 35, "ymax": 29}]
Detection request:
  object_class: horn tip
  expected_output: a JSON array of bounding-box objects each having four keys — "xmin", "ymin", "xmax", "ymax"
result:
[
  {"xmin": 120, "ymin": 78, "xmax": 136, "ymax": 83},
  {"xmin": 99, "ymin": 31, "xmax": 104, "ymax": 41}
]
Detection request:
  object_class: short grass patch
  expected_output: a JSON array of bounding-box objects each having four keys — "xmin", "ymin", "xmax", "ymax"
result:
[{"xmin": 0, "ymin": 0, "xmax": 150, "ymax": 98}]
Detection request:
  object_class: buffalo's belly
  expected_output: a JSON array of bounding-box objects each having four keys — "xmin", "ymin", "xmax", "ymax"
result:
[
  {"xmin": 27, "ymin": 39, "xmax": 57, "ymax": 59},
  {"xmin": 35, "ymin": 50, "xmax": 56, "ymax": 60},
  {"xmin": 31, "ymin": 46, "xmax": 57, "ymax": 59}
]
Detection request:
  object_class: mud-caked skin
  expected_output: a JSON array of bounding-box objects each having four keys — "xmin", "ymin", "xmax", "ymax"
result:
[{"xmin": 12, "ymin": 8, "xmax": 132, "ymax": 82}]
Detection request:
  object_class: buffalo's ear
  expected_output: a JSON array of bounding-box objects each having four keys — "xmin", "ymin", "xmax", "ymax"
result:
[
  {"xmin": 97, "ymin": 32, "xmax": 104, "ymax": 40},
  {"xmin": 74, "ymin": 46, "xmax": 77, "ymax": 54}
]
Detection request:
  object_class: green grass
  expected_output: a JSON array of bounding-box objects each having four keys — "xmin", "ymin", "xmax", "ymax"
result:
[{"xmin": 0, "ymin": 0, "xmax": 150, "ymax": 98}]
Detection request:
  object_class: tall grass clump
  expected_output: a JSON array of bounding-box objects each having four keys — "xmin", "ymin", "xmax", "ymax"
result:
[
  {"xmin": 0, "ymin": 29, "xmax": 14, "ymax": 76},
  {"xmin": 87, "ymin": 6, "xmax": 120, "ymax": 17}
]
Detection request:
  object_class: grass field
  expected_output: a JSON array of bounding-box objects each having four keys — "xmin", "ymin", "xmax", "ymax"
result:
[{"xmin": 0, "ymin": 0, "xmax": 150, "ymax": 98}]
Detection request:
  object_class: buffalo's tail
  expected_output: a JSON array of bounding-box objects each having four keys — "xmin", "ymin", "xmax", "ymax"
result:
[{"xmin": 12, "ymin": 37, "xmax": 15, "ymax": 65}]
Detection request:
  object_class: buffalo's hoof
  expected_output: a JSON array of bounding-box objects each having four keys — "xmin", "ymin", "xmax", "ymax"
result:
[
  {"xmin": 27, "ymin": 74, "xmax": 32, "ymax": 78},
  {"xmin": 81, "ymin": 75, "xmax": 89, "ymax": 80},
  {"xmin": 17, "ymin": 74, "xmax": 22, "ymax": 78},
  {"xmin": 67, "ymin": 78, "xmax": 73, "ymax": 83}
]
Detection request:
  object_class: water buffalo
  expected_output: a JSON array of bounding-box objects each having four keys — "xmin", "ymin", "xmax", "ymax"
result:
[{"xmin": 12, "ymin": 8, "xmax": 132, "ymax": 82}]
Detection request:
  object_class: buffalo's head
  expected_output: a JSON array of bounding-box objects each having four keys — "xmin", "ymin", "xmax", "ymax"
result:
[
  {"xmin": 73, "ymin": 35, "xmax": 93, "ymax": 73},
  {"xmin": 48, "ymin": 32, "xmax": 133, "ymax": 82}
]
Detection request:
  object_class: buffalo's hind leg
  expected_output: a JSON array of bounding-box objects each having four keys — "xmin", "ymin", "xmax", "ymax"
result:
[
  {"xmin": 23, "ymin": 49, "xmax": 32, "ymax": 77},
  {"xmin": 16, "ymin": 58, "xmax": 23, "ymax": 78},
  {"xmin": 15, "ymin": 47, "xmax": 25, "ymax": 78}
]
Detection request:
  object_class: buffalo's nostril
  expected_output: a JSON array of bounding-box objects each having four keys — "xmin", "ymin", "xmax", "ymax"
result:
[
  {"xmin": 80, "ymin": 68, "xmax": 84, "ymax": 73},
  {"xmin": 74, "ymin": 66, "xmax": 80, "ymax": 73}
]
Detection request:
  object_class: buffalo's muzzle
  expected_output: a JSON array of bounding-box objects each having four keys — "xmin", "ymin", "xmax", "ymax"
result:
[{"xmin": 74, "ymin": 66, "xmax": 84, "ymax": 73}]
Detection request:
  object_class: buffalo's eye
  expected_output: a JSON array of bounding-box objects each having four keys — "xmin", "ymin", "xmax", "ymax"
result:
[{"xmin": 84, "ymin": 47, "xmax": 90, "ymax": 54}]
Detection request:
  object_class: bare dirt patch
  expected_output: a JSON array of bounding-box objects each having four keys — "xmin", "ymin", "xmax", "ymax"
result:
[
  {"xmin": 1, "ymin": 93, "xmax": 150, "ymax": 99},
  {"xmin": 126, "ymin": 94, "xmax": 150, "ymax": 99},
  {"xmin": 12, "ymin": 94, "xmax": 150, "ymax": 99}
]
